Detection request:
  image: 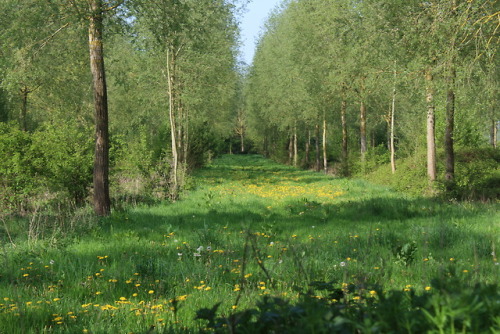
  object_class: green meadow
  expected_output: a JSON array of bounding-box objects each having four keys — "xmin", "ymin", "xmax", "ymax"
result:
[{"xmin": 1, "ymin": 155, "xmax": 499, "ymax": 333}]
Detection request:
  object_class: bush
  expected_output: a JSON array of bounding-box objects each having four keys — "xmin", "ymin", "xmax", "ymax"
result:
[{"xmin": 0, "ymin": 123, "xmax": 39, "ymax": 213}]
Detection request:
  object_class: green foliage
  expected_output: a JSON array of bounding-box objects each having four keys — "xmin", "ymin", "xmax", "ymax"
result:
[
  {"xmin": 0, "ymin": 123, "xmax": 38, "ymax": 212},
  {"xmin": 446, "ymin": 148, "xmax": 500, "ymax": 200},
  {"xmin": 0, "ymin": 121, "xmax": 93, "ymax": 214},
  {"xmin": 197, "ymin": 277, "xmax": 500, "ymax": 334},
  {"xmin": 31, "ymin": 121, "xmax": 93, "ymax": 206}
]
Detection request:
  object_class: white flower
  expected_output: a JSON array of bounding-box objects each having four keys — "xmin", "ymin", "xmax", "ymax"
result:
[
  {"xmin": 206, "ymin": 246, "xmax": 212, "ymax": 251},
  {"xmin": 197, "ymin": 246, "xmax": 204, "ymax": 252},
  {"xmin": 194, "ymin": 253, "xmax": 201, "ymax": 257},
  {"xmin": 177, "ymin": 253, "xmax": 183, "ymax": 256},
  {"xmin": 49, "ymin": 260, "xmax": 55, "ymax": 265},
  {"xmin": 340, "ymin": 261, "xmax": 347, "ymax": 267}
]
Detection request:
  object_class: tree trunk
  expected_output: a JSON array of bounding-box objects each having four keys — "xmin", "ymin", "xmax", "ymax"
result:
[
  {"xmin": 20, "ymin": 86, "xmax": 30, "ymax": 132},
  {"xmin": 167, "ymin": 47, "xmax": 179, "ymax": 196},
  {"xmin": 491, "ymin": 119, "xmax": 498, "ymax": 149},
  {"xmin": 360, "ymin": 101, "xmax": 367, "ymax": 156},
  {"xmin": 425, "ymin": 70, "xmax": 437, "ymax": 183},
  {"xmin": 89, "ymin": 0, "xmax": 111, "ymax": 216},
  {"xmin": 305, "ymin": 128, "xmax": 310, "ymax": 166},
  {"xmin": 293, "ymin": 125, "xmax": 298, "ymax": 167},
  {"xmin": 445, "ymin": 67, "xmax": 455, "ymax": 183},
  {"xmin": 390, "ymin": 64, "xmax": 397, "ymax": 174},
  {"xmin": 359, "ymin": 78, "xmax": 367, "ymax": 165},
  {"xmin": 341, "ymin": 94, "xmax": 349, "ymax": 176},
  {"xmin": 315, "ymin": 123, "xmax": 320, "ymax": 172},
  {"xmin": 322, "ymin": 115, "xmax": 327, "ymax": 174}
]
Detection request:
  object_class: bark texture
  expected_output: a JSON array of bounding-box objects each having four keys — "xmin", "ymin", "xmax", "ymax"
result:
[{"xmin": 89, "ymin": 0, "xmax": 111, "ymax": 216}]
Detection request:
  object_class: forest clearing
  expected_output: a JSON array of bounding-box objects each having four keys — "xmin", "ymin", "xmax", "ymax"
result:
[{"xmin": 0, "ymin": 155, "xmax": 499, "ymax": 333}]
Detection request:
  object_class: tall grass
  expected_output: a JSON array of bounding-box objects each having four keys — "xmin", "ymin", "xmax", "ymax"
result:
[{"xmin": 0, "ymin": 155, "xmax": 498, "ymax": 333}]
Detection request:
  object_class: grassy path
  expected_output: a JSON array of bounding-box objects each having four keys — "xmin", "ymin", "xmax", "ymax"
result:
[{"xmin": 1, "ymin": 155, "xmax": 498, "ymax": 333}]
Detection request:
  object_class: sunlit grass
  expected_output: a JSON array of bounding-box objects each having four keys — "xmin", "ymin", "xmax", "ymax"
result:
[{"xmin": 0, "ymin": 155, "xmax": 498, "ymax": 333}]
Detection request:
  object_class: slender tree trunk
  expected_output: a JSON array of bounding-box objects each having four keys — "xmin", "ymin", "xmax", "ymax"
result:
[
  {"xmin": 491, "ymin": 119, "xmax": 498, "ymax": 149},
  {"xmin": 305, "ymin": 128, "xmax": 310, "ymax": 166},
  {"xmin": 390, "ymin": 63, "xmax": 397, "ymax": 174},
  {"xmin": 341, "ymin": 93, "xmax": 349, "ymax": 176},
  {"xmin": 425, "ymin": 70, "xmax": 437, "ymax": 183},
  {"xmin": 293, "ymin": 125, "xmax": 298, "ymax": 167},
  {"xmin": 240, "ymin": 129, "xmax": 245, "ymax": 153},
  {"xmin": 89, "ymin": 0, "xmax": 110, "ymax": 216},
  {"xmin": 20, "ymin": 86, "xmax": 30, "ymax": 132},
  {"xmin": 445, "ymin": 67, "xmax": 455, "ymax": 183},
  {"xmin": 360, "ymin": 101, "xmax": 367, "ymax": 156},
  {"xmin": 315, "ymin": 123, "xmax": 320, "ymax": 172},
  {"xmin": 322, "ymin": 115, "xmax": 327, "ymax": 174},
  {"xmin": 288, "ymin": 132, "xmax": 293, "ymax": 165},
  {"xmin": 359, "ymin": 78, "xmax": 367, "ymax": 165},
  {"xmin": 167, "ymin": 47, "xmax": 179, "ymax": 196}
]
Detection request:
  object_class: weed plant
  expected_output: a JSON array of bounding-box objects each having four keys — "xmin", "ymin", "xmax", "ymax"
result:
[{"xmin": 0, "ymin": 155, "xmax": 498, "ymax": 333}]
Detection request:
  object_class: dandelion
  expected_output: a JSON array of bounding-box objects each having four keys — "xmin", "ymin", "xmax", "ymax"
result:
[
  {"xmin": 369, "ymin": 290, "xmax": 377, "ymax": 296},
  {"xmin": 340, "ymin": 262, "xmax": 347, "ymax": 267},
  {"xmin": 425, "ymin": 286, "xmax": 432, "ymax": 291},
  {"xmin": 450, "ymin": 258, "xmax": 455, "ymax": 261},
  {"xmin": 148, "ymin": 290, "xmax": 154, "ymax": 294},
  {"xmin": 232, "ymin": 305, "xmax": 238, "ymax": 310}
]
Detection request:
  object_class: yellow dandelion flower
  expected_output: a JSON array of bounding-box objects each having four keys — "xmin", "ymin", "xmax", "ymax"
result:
[
  {"xmin": 425, "ymin": 286, "xmax": 432, "ymax": 291},
  {"xmin": 148, "ymin": 290, "xmax": 154, "ymax": 294}
]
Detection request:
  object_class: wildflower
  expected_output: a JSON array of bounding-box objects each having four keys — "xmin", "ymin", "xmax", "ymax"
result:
[
  {"xmin": 197, "ymin": 246, "xmax": 204, "ymax": 252},
  {"xmin": 49, "ymin": 260, "xmax": 55, "ymax": 265},
  {"xmin": 232, "ymin": 305, "xmax": 238, "ymax": 310},
  {"xmin": 369, "ymin": 290, "xmax": 377, "ymax": 296},
  {"xmin": 148, "ymin": 290, "xmax": 154, "ymax": 294},
  {"xmin": 450, "ymin": 258, "xmax": 455, "ymax": 261},
  {"xmin": 340, "ymin": 262, "xmax": 347, "ymax": 267},
  {"xmin": 206, "ymin": 246, "xmax": 212, "ymax": 251},
  {"xmin": 194, "ymin": 253, "xmax": 201, "ymax": 257},
  {"xmin": 425, "ymin": 286, "xmax": 432, "ymax": 291}
]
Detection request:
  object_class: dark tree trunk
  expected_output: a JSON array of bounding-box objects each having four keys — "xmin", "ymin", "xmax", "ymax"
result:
[
  {"xmin": 89, "ymin": 0, "xmax": 111, "ymax": 216},
  {"xmin": 20, "ymin": 86, "xmax": 30, "ymax": 132}
]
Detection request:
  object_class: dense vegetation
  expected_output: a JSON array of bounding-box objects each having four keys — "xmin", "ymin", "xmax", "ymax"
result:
[
  {"xmin": 0, "ymin": 155, "xmax": 498, "ymax": 333},
  {"xmin": 0, "ymin": 0, "xmax": 499, "ymax": 332}
]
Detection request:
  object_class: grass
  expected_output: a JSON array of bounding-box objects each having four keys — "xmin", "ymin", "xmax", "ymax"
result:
[{"xmin": 0, "ymin": 154, "xmax": 498, "ymax": 333}]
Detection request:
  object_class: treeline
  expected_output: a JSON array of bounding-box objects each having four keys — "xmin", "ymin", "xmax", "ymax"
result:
[
  {"xmin": 244, "ymin": 0, "xmax": 499, "ymax": 197},
  {"xmin": 0, "ymin": 0, "xmax": 244, "ymax": 215}
]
